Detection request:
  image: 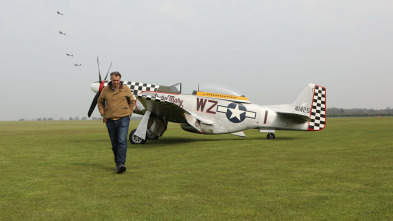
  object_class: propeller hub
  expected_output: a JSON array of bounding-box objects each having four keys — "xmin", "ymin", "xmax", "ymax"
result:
[{"xmin": 99, "ymin": 81, "xmax": 106, "ymax": 92}]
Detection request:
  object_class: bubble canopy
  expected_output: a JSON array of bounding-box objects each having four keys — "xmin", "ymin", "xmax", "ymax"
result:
[{"xmin": 197, "ymin": 82, "xmax": 245, "ymax": 97}]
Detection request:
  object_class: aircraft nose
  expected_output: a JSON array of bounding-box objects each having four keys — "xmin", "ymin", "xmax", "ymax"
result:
[{"xmin": 90, "ymin": 82, "xmax": 100, "ymax": 93}]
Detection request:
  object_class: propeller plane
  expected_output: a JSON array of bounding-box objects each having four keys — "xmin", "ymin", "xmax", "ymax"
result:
[{"xmin": 88, "ymin": 60, "xmax": 326, "ymax": 144}]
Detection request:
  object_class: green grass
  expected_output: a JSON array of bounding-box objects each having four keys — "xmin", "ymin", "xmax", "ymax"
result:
[{"xmin": 1, "ymin": 117, "xmax": 393, "ymax": 220}]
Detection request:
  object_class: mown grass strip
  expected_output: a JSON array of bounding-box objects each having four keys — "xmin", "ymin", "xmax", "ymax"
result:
[{"xmin": 0, "ymin": 117, "xmax": 392, "ymax": 220}]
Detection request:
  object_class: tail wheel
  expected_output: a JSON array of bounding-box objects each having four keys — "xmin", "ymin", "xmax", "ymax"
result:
[
  {"xmin": 267, "ymin": 133, "xmax": 275, "ymax": 140},
  {"xmin": 129, "ymin": 129, "xmax": 146, "ymax": 144}
]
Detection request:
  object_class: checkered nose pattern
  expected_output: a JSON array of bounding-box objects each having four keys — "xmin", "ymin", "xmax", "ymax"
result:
[
  {"xmin": 308, "ymin": 85, "xmax": 326, "ymax": 131},
  {"xmin": 124, "ymin": 81, "xmax": 159, "ymax": 95}
]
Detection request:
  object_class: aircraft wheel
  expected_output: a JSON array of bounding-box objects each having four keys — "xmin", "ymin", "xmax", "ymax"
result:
[
  {"xmin": 267, "ymin": 133, "xmax": 275, "ymax": 140},
  {"xmin": 129, "ymin": 129, "xmax": 146, "ymax": 144},
  {"xmin": 146, "ymin": 131, "xmax": 159, "ymax": 140}
]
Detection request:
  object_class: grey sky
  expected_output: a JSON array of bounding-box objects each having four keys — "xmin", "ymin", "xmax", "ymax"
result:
[{"xmin": 1, "ymin": 0, "xmax": 392, "ymax": 121}]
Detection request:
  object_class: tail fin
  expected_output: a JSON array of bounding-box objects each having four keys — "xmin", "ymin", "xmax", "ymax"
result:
[
  {"xmin": 268, "ymin": 83, "xmax": 326, "ymax": 131},
  {"xmin": 295, "ymin": 84, "xmax": 326, "ymax": 131}
]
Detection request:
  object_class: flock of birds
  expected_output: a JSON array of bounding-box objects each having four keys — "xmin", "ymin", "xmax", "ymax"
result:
[{"xmin": 57, "ymin": 11, "xmax": 81, "ymax": 67}]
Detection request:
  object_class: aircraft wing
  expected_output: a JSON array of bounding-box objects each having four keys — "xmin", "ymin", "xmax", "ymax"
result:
[
  {"xmin": 136, "ymin": 92, "xmax": 213, "ymax": 133},
  {"xmin": 137, "ymin": 94, "xmax": 187, "ymax": 123}
]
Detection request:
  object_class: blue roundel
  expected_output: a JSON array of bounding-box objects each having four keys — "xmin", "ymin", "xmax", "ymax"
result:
[{"xmin": 226, "ymin": 103, "xmax": 247, "ymax": 123}]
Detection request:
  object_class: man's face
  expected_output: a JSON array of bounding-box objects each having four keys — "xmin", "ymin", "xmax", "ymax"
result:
[{"xmin": 111, "ymin": 75, "xmax": 121, "ymax": 88}]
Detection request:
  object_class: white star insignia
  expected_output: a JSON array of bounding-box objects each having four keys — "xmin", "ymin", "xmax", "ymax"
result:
[{"xmin": 228, "ymin": 104, "xmax": 245, "ymax": 120}]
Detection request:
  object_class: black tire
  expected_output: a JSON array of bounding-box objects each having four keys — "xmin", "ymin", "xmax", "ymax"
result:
[
  {"xmin": 146, "ymin": 131, "xmax": 159, "ymax": 140},
  {"xmin": 267, "ymin": 133, "xmax": 276, "ymax": 140},
  {"xmin": 129, "ymin": 129, "xmax": 146, "ymax": 144}
]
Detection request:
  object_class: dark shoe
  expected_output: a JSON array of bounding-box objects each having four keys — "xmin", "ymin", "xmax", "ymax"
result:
[
  {"xmin": 113, "ymin": 165, "xmax": 119, "ymax": 171},
  {"xmin": 117, "ymin": 164, "xmax": 126, "ymax": 174}
]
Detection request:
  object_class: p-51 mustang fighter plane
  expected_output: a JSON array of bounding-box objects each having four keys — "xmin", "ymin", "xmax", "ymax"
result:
[{"xmin": 88, "ymin": 75, "xmax": 326, "ymax": 144}]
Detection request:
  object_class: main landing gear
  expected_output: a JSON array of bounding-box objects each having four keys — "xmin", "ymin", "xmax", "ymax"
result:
[
  {"xmin": 129, "ymin": 129, "xmax": 146, "ymax": 144},
  {"xmin": 129, "ymin": 129, "xmax": 163, "ymax": 144},
  {"xmin": 267, "ymin": 133, "xmax": 276, "ymax": 140},
  {"xmin": 129, "ymin": 114, "xmax": 168, "ymax": 144}
]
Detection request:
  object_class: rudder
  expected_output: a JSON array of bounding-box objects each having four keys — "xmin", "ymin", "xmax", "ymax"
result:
[{"xmin": 308, "ymin": 85, "xmax": 326, "ymax": 131}]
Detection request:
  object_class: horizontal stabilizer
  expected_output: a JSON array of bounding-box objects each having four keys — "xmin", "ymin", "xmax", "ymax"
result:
[{"xmin": 276, "ymin": 110, "xmax": 310, "ymax": 123}]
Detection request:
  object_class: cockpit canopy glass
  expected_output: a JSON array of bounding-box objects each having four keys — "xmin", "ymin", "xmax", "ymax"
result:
[{"xmin": 198, "ymin": 82, "xmax": 245, "ymax": 97}]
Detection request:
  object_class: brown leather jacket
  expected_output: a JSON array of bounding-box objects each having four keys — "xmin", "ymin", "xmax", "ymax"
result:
[{"xmin": 97, "ymin": 82, "xmax": 135, "ymax": 120}]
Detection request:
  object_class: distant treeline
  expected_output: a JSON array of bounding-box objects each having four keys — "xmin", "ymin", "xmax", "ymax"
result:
[
  {"xmin": 19, "ymin": 115, "xmax": 142, "ymax": 121},
  {"xmin": 19, "ymin": 117, "xmax": 93, "ymax": 121},
  {"xmin": 327, "ymin": 107, "xmax": 393, "ymax": 117}
]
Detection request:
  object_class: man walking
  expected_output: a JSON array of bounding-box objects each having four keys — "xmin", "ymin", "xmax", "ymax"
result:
[{"xmin": 98, "ymin": 72, "xmax": 135, "ymax": 174}]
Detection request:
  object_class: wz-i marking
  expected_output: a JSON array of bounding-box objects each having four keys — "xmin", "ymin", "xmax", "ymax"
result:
[{"xmin": 196, "ymin": 98, "xmax": 217, "ymax": 114}]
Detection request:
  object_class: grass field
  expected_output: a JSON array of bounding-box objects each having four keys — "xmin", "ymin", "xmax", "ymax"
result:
[{"xmin": 1, "ymin": 117, "xmax": 392, "ymax": 220}]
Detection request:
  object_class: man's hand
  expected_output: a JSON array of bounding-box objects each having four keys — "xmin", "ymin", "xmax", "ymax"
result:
[{"xmin": 102, "ymin": 117, "xmax": 107, "ymax": 123}]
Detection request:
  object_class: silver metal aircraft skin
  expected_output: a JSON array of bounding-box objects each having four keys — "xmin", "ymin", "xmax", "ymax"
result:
[{"xmin": 89, "ymin": 81, "xmax": 326, "ymax": 144}]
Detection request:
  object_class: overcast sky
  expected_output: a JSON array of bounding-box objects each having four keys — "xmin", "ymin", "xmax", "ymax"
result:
[{"xmin": 1, "ymin": 0, "xmax": 392, "ymax": 121}]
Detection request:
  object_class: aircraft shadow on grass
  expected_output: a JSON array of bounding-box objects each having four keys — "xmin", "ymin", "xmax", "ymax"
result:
[
  {"xmin": 129, "ymin": 136, "xmax": 300, "ymax": 148},
  {"xmin": 71, "ymin": 135, "xmax": 301, "ymax": 150}
]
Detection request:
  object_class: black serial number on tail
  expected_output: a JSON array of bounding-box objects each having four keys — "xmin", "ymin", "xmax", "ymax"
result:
[{"xmin": 295, "ymin": 106, "xmax": 310, "ymax": 113}]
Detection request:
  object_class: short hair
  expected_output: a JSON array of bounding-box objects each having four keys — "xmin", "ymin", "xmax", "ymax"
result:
[{"xmin": 110, "ymin": 71, "xmax": 121, "ymax": 79}]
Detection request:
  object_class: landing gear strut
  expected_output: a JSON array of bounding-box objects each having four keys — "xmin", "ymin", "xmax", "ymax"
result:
[{"xmin": 267, "ymin": 133, "xmax": 275, "ymax": 140}]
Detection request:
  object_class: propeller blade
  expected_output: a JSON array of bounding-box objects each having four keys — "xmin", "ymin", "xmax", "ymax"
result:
[
  {"xmin": 104, "ymin": 62, "xmax": 112, "ymax": 81},
  {"xmin": 97, "ymin": 57, "xmax": 102, "ymax": 82},
  {"xmin": 88, "ymin": 92, "xmax": 100, "ymax": 118}
]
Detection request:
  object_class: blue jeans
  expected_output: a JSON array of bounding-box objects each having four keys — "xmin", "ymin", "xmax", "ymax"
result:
[{"xmin": 106, "ymin": 116, "xmax": 130, "ymax": 166}]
